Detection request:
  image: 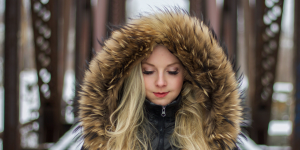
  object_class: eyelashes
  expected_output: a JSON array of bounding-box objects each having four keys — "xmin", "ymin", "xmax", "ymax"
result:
[
  {"xmin": 168, "ymin": 71, "xmax": 179, "ymax": 75},
  {"xmin": 143, "ymin": 71, "xmax": 154, "ymax": 75},
  {"xmin": 142, "ymin": 70, "xmax": 179, "ymax": 75}
]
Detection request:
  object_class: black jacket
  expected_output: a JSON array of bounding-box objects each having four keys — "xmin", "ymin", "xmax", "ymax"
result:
[{"xmin": 144, "ymin": 95, "xmax": 181, "ymax": 150}]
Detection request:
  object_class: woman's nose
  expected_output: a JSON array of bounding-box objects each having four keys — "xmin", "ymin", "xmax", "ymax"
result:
[{"xmin": 156, "ymin": 73, "xmax": 167, "ymax": 87}]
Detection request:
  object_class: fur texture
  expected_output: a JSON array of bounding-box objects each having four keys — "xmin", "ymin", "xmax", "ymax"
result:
[{"xmin": 77, "ymin": 9, "xmax": 242, "ymax": 149}]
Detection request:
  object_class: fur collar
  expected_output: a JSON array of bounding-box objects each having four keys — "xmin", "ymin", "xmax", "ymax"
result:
[{"xmin": 76, "ymin": 9, "xmax": 242, "ymax": 149}]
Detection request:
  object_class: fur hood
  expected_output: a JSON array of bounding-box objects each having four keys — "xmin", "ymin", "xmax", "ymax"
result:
[{"xmin": 76, "ymin": 9, "xmax": 242, "ymax": 149}]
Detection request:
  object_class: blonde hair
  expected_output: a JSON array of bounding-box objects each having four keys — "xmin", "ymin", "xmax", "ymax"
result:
[
  {"xmin": 106, "ymin": 63, "xmax": 149, "ymax": 149},
  {"xmin": 172, "ymin": 82, "xmax": 210, "ymax": 150},
  {"xmin": 105, "ymin": 63, "xmax": 209, "ymax": 150}
]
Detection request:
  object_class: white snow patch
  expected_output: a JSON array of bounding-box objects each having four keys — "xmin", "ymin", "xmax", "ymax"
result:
[
  {"xmin": 62, "ymin": 70, "xmax": 75, "ymax": 124},
  {"xmin": 126, "ymin": 0, "xmax": 190, "ymax": 21},
  {"xmin": 19, "ymin": 70, "xmax": 40, "ymax": 124},
  {"xmin": 268, "ymin": 120, "xmax": 292, "ymax": 136}
]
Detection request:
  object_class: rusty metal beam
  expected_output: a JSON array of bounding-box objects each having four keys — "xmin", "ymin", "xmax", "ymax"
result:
[
  {"xmin": 206, "ymin": 0, "xmax": 221, "ymax": 37},
  {"xmin": 74, "ymin": 0, "xmax": 93, "ymax": 117},
  {"xmin": 243, "ymin": 0, "xmax": 256, "ymax": 113},
  {"xmin": 75, "ymin": 0, "xmax": 93, "ymax": 81},
  {"xmin": 106, "ymin": 0, "xmax": 126, "ymax": 37},
  {"xmin": 292, "ymin": 0, "xmax": 300, "ymax": 149},
  {"xmin": 31, "ymin": 0, "xmax": 64, "ymax": 143},
  {"xmin": 3, "ymin": 0, "xmax": 21, "ymax": 149},
  {"xmin": 250, "ymin": 0, "xmax": 268, "ymax": 144},
  {"xmin": 74, "ymin": 0, "xmax": 125, "ymax": 116},
  {"xmin": 221, "ymin": 0, "xmax": 237, "ymax": 58},
  {"xmin": 108, "ymin": 0, "xmax": 126, "ymax": 25},
  {"xmin": 74, "ymin": 0, "xmax": 126, "ymax": 109},
  {"xmin": 190, "ymin": 0, "xmax": 206, "ymax": 21},
  {"xmin": 93, "ymin": 0, "xmax": 108, "ymax": 52},
  {"xmin": 60, "ymin": 0, "xmax": 71, "ymax": 88},
  {"xmin": 250, "ymin": 0, "xmax": 284, "ymax": 144}
]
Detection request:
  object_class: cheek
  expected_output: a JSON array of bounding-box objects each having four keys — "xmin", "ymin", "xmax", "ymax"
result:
[
  {"xmin": 143, "ymin": 75, "xmax": 152, "ymax": 91},
  {"xmin": 171, "ymin": 75, "xmax": 184, "ymax": 91}
]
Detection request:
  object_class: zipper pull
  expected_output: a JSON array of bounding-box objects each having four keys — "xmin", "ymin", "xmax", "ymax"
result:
[{"xmin": 161, "ymin": 106, "xmax": 166, "ymax": 117}]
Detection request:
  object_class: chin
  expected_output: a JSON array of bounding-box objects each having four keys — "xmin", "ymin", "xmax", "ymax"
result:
[{"xmin": 152, "ymin": 98, "xmax": 172, "ymax": 106}]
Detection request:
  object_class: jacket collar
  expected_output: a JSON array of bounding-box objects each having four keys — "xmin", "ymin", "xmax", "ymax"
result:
[{"xmin": 144, "ymin": 94, "xmax": 181, "ymax": 119}]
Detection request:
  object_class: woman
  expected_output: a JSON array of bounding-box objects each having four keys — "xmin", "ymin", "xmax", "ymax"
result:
[{"xmin": 76, "ymin": 9, "xmax": 242, "ymax": 150}]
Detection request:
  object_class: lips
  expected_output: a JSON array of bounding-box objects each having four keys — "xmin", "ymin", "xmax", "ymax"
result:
[{"xmin": 153, "ymin": 92, "xmax": 169, "ymax": 98}]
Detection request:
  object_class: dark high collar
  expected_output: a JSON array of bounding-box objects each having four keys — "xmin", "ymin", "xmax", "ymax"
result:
[{"xmin": 144, "ymin": 95, "xmax": 181, "ymax": 119}]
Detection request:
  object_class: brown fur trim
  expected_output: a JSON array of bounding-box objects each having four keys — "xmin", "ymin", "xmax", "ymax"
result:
[{"xmin": 77, "ymin": 9, "xmax": 242, "ymax": 149}]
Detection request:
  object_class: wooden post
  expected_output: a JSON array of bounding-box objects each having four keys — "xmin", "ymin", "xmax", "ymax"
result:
[{"xmin": 3, "ymin": 0, "xmax": 21, "ymax": 149}]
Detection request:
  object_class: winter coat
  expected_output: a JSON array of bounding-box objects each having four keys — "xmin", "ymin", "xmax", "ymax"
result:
[
  {"xmin": 144, "ymin": 95, "xmax": 182, "ymax": 150},
  {"xmin": 76, "ymin": 9, "xmax": 242, "ymax": 150}
]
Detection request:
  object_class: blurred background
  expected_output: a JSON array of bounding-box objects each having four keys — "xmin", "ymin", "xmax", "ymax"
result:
[{"xmin": 1, "ymin": 0, "xmax": 300, "ymax": 149}]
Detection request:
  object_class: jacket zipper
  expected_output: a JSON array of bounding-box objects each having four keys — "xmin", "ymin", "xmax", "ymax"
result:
[
  {"xmin": 158, "ymin": 106, "xmax": 166, "ymax": 149},
  {"xmin": 161, "ymin": 106, "xmax": 166, "ymax": 117}
]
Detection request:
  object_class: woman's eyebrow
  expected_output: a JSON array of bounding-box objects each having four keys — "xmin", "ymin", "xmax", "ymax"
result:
[
  {"xmin": 141, "ymin": 62, "xmax": 155, "ymax": 66},
  {"xmin": 142, "ymin": 62, "xmax": 180, "ymax": 67},
  {"xmin": 166, "ymin": 62, "xmax": 180, "ymax": 67}
]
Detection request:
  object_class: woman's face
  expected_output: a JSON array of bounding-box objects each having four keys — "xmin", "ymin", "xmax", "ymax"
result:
[{"xmin": 142, "ymin": 45, "xmax": 184, "ymax": 106}]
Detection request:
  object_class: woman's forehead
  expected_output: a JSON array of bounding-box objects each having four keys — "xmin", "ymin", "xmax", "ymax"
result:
[{"xmin": 142, "ymin": 45, "xmax": 180, "ymax": 64}]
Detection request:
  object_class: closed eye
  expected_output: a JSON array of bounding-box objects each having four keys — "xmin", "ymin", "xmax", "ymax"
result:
[
  {"xmin": 143, "ymin": 71, "xmax": 154, "ymax": 75},
  {"xmin": 168, "ymin": 71, "xmax": 179, "ymax": 75}
]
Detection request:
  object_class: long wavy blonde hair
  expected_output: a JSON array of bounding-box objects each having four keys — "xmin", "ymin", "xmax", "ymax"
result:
[{"xmin": 105, "ymin": 62, "xmax": 210, "ymax": 150}]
